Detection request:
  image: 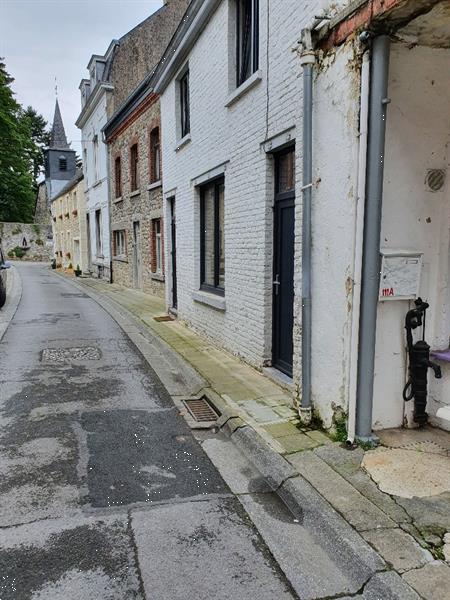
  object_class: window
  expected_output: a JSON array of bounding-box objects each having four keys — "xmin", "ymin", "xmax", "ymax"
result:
[
  {"xmin": 113, "ymin": 230, "xmax": 126, "ymax": 258},
  {"xmin": 150, "ymin": 127, "xmax": 161, "ymax": 183},
  {"xmin": 93, "ymin": 135, "xmax": 99, "ymax": 182},
  {"xmin": 130, "ymin": 143, "xmax": 139, "ymax": 191},
  {"xmin": 200, "ymin": 178, "xmax": 225, "ymax": 294},
  {"xmin": 95, "ymin": 209, "xmax": 102, "ymax": 255},
  {"xmin": 152, "ymin": 219, "xmax": 162, "ymax": 273},
  {"xmin": 114, "ymin": 156, "xmax": 122, "ymax": 198},
  {"xmin": 179, "ymin": 70, "xmax": 190, "ymax": 138},
  {"xmin": 236, "ymin": 0, "xmax": 259, "ymax": 86},
  {"xmin": 59, "ymin": 156, "xmax": 67, "ymax": 171},
  {"xmin": 83, "ymin": 149, "xmax": 88, "ymax": 187}
]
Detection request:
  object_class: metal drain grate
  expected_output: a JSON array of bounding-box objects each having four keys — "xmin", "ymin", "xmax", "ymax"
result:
[
  {"xmin": 182, "ymin": 397, "xmax": 220, "ymax": 422},
  {"xmin": 154, "ymin": 315, "xmax": 174, "ymax": 322}
]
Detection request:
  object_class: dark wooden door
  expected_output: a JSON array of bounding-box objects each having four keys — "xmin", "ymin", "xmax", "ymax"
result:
[
  {"xmin": 170, "ymin": 198, "xmax": 177, "ymax": 309},
  {"xmin": 272, "ymin": 148, "xmax": 295, "ymax": 376}
]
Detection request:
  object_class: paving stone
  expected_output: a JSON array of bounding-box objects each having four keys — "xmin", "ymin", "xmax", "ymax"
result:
[
  {"xmin": 239, "ymin": 491, "xmax": 380, "ymax": 600},
  {"xmin": 201, "ymin": 436, "xmax": 271, "ymax": 495},
  {"xmin": 362, "ymin": 528, "xmax": 433, "ymax": 573},
  {"xmin": 263, "ymin": 422, "xmax": 300, "ymax": 438},
  {"xmin": 132, "ymin": 498, "xmax": 295, "ymax": 600},
  {"xmin": 231, "ymin": 426, "xmax": 297, "ymax": 490},
  {"xmin": 287, "ymin": 451, "xmax": 396, "ymax": 531},
  {"xmin": 315, "ymin": 444, "xmax": 411, "ymax": 524},
  {"xmin": 278, "ymin": 434, "xmax": 319, "ymax": 454},
  {"xmin": 340, "ymin": 571, "xmax": 421, "ymax": 599},
  {"xmin": 402, "ymin": 561, "xmax": 450, "ymax": 600},
  {"xmin": 304, "ymin": 429, "xmax": 332, "ymax": 445},
  {"xmin": 396, "ymin": 493, "xmax": 450, "ymax": 537}
]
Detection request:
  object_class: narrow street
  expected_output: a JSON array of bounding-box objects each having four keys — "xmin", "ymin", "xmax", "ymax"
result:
[{"xmin": 0, "ymin": 263, "xmax": 297, "ymax": 599}]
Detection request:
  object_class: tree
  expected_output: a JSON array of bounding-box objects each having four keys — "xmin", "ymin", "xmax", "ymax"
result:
[
  {"xmin": 20, "ymin": 106, "xmax": 50, "ymax": 188},
  {"xmin": 0, "ymin": 59, "xmax": 46, "ymax": 223}
]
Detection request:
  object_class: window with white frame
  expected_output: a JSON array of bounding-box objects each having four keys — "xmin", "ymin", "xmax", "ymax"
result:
[
  {"xmin": 152, "ymin": 219, "xmax": 162, "ymax": 273},
  {"xmin": 200, "ymin": 178, "xmax": 225, "ymax": 294},
  {"xmin": 113, "ymin": 229, "xmax": 126, "ymax": 258},
  {"xmin": 179, "ymin": 69, "xmax": 190, "ymax": 138},
  {"xmin": 236, "ymin": 0, "xmax": 259, "ymax": 87}
]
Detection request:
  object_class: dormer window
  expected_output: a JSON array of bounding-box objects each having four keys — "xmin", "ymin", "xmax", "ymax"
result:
[{"xmin": 59, "ymin": 156, "xmax": 67, "ymax": 171}]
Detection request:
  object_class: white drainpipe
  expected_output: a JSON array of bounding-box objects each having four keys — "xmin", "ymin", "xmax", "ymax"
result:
[{"xmin": 347, "ymin": 49, "xmax": 370, "ymax": 443}]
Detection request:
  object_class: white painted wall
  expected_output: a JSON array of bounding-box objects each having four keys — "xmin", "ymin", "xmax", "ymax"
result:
[
  {"xmin": 80, "ymin": 91, "xmax": 111, "ymax": 277},
  {"xmin": 160, "ymin": 0, "xmax": 355, "ymax": 426},
  {"xmin": 373, "ymin": 43, "xmax": 450, "ymax": 429}
]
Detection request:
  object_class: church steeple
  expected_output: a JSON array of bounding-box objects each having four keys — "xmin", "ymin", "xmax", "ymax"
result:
[
  {"xmin": 50, "ymin": 99, "xmax": 70, "ymax": 149},
  {"xmin": 45, "ymin": 97, "xmax": 76, "ymax": 200}
]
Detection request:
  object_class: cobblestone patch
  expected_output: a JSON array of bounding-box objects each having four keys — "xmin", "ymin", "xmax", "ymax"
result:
[{"xmin": 41, "ymin": 346, "xmax": 101, "ymax": 363}]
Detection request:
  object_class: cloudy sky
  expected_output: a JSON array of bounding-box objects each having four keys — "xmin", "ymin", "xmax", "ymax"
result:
[{"xmin": 1, "ymin": 0, "xmax": 164, "ymax": 154}]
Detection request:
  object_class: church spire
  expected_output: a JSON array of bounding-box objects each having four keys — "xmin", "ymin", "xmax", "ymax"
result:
[{"xmin": 50, "ymin": 99, "xmax": 70, "ymax": 149}]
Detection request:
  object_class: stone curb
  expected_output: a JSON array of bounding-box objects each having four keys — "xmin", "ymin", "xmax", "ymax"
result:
[
  {"xmin": 51, "ymin": 271, "xmax": 421, "ymax": 599},
  {"xmin": 0, "ymin": 266, "xmax": 22, "ymax": 343}
]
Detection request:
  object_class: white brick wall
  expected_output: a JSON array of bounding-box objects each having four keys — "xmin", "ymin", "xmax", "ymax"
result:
[
  {"xmin": 80, "ymin": 92, "xmax": 111, "ymax": 278},
  {"xmin": 160, "ymin": 0, "xmax": 359, "ymax": 425}
]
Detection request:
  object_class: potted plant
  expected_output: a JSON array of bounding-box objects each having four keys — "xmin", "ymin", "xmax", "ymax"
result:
[
  {"xmin": 74, "ymin": 264, "xmax": 82, "ymax": 277},
  {"xmin": 51, "ymin": 258, "xmax": 57, "ymax": 269}
]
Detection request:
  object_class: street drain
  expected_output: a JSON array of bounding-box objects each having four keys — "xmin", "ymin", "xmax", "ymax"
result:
[
  {"xmin": 182, "ymin": 397, "xmax": 220, "ymax": 423},
  {"xmin": 41, "ymin": 346, "xmax": 102, "ymax": 363},
  {"xmin": 154, "ymin": 315, "xmax": 174, "ymax": 322}
]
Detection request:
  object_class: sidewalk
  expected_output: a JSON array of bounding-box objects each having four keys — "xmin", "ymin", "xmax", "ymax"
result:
[{"xmin": 58, "ymin": 272, "xmax": 450, "ymax": 599}]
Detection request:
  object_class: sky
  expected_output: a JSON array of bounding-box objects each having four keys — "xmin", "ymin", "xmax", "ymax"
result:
[{"xmin": 1, "ymin": 0, "xmax": 164, "ymax": 154}]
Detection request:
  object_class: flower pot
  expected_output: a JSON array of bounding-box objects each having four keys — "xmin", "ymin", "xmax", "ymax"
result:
[{"xmin": 74, "ymin": 270, "xmax": 82, "ymax": 277}]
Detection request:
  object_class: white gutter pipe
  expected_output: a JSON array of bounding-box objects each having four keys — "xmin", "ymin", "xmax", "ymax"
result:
[{"xmin": 347, "ymin": 49, "xmax": 370, "ymax": 444}]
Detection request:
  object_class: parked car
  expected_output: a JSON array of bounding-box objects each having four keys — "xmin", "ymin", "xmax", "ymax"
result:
[{"xmin": 0, "ymin": 248, "xmax": 11, "ymax": 308}]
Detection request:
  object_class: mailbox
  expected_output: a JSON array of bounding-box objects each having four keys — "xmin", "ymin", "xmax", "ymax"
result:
[{"xmin": 379, "ymin": 251, "xmax": 423, "ymax": 301}]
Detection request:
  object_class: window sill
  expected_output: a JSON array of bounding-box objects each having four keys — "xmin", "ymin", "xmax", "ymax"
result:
[
  {"xmin": 113, "ymin": 256, "xmax": 128, "ymax": 263},
  {"xmin": 130, "ymin": 190, "xmax": 141, "ymax": 198},
  {"xmin": 113, "ymin": 196, "xmax": 123, "ymax": 204},
  {"xmin": 175, "ymin": 133, "xmax": 191, "ymax": 152},
  {"xmin": 151, "ymin": 272, "xmax": 165, "ymax": 282},
  {"xmin": 192, "ymin": 290, "xmax": 226, "ymax": 311},
  {"xmin": 147, "ymin": 180, "xmax": 162, "ymax": 191},
  {"xmin": 225, "ymin": 70, "xmax": 262, "ymax": 108},
  {"xmin": 93, "ymin": 179, "xmax": 103, "ymax": 188}
]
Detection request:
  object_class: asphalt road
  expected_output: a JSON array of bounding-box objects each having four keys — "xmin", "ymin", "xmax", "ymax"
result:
[{"xmin": 0, "ymin": 263, "xmax": 297, "ymax": 600}]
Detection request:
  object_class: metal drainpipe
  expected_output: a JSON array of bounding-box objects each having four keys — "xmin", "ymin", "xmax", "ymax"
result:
[
  {"xmin": 299, "ymin": 29, "xmax": 315, "ymax": 423},
  {"xmin": 355, "ymin": 35, "xmax": 391, "ymax": 442}
]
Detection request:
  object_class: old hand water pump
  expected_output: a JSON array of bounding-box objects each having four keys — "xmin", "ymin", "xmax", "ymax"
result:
[{"xmin": 403, "ymin": 298, "xmax": 442, "ymax": 426}]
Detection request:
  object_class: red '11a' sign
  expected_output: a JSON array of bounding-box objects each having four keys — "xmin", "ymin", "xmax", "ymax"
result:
[{"xmin": 382, "ymin": 288, "xmax": 395, "ymax": 297}]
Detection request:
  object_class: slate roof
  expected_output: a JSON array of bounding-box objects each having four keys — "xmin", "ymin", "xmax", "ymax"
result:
[
  {"xmin": 50, "ymin": 99, "xmax": 70, "ymax": 149},
  {"xmin": 52, "ymin": 168, "xmax": 84, "ymax": 201}
]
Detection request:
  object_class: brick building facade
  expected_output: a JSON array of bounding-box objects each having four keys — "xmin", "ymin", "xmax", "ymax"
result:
[
  {"xmin": 102, "ymin": 0, "xmax": 188, "ymax": 297},
  {"xmin": 106, "ymin": 94, "xmax": 165, "ymax": 296}
]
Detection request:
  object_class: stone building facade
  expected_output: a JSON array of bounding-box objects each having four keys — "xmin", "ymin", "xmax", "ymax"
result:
[
  {"xmin": 51, "ymin": 170, "xmax": 88, "ymax": 272},
  {"xmin": 105, "ymin": 94, "xmax": 164, "ymax": 296},
  {"xmin": 77, "ymin": 0, "xmax": 190, "ymax": 283},
  {"xmin": 0, "ymin": 221, "xmax": 52, "ymax": 262}
]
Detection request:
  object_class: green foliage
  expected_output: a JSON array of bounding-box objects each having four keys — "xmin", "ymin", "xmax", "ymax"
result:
[
  {"xmin": 68, "ymin": 262, "xmax": 73, "ymax": 269},
  {"xmin": 331, "ymin": 411, "xmax": 348, "ymax": 443},
  {"xmin": 0, "ymin": 58, "xmax": 49, "ymax": 222},
  {"xmin": 11, "ymin": 225, "xmax": 22, "ymax": 235},
  {"xmin": 7, "ymin": 250, "xmax": 14, "ymax": 258},
  {"xmin": 35, "ymin": 238, "xmax": 44, "ymax": 246},
  {"xmin": 11, "ymin": 246, "xmax": 26, "ymax": 259},
  {"xmin": 31, "ymin": 223, "xmax": 41, "ymax": 235}
]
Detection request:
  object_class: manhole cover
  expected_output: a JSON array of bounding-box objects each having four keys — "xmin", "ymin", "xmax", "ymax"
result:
[
  {"xmin": 60, "ymin": 293, "xmax": 89, "ymax": 298},
  {"xmin": 182, "ymin": 397, "xmax": 220, "ymax": 423},
  {"xmin": 41, "ymin": 346, "xmax": 102, "ymax": 363},
  {"xmin": 154, "ymin": 315, "xmax": 174, "ymax": 322}
]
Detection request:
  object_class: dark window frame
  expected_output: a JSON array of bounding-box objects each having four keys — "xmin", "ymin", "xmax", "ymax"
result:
[
  {"xmin": 236, "ymin": 0, "xmax": 259, "ymax": 87},
  {"xmin": 95, "ymin": 208, "xmax": 102, "ymax": 255},
  {"xmin": 179, "ymin": 70, "xmax": 190, "ymax": 138},
  {"xmin": 149, "ymin": 127, "xmax": 161, "ymax": 183},
  {"xmin": 130, "ymin": 143, "xmax": 139, "ymax": 192},
  {"xmin": 200, "ymin": 177, "xmax": 225, "ymax": 296},
  {"xmin": 114, "ymin": 156, "xmax": 122, "ymax": 198},
  {"xmin": 113, "ymin": 229, "xmax": 126, "ymax": 258}
]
